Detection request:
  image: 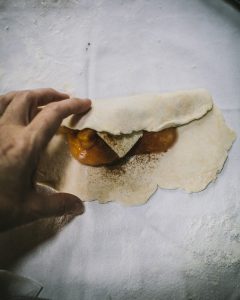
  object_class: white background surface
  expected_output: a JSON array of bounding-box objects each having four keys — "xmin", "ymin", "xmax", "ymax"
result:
[{"xmin": 0, "ymin": 0, "xmax": 240, "ymax": 299}]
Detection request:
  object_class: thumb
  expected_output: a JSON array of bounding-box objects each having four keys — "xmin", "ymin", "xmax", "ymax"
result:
[{"xmin": 23, "ymin": 192, "xmax": 85, "ymax": 222}]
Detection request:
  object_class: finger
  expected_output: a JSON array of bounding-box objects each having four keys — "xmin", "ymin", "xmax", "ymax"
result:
[
  {"xmin": 0, "ymin": 91, "xmax": 17, "ymax": 116},
  {"xmin": 0, "ymin": 96, "xmax": 11, "ymax": 117},
  {"xmin": 23, "ymin": 192, "xmax": 85, "ymax": 222},
  {"xmin": 28, "ymin": 98, "xmax": 91, "ymax": 151},
  {"xmin": 3, "ymin": 88, "xmax": 69, "ymax": 125},
  {"xmin": 27, "ymin": 88, "xmax": 69, "ymax": 106}
]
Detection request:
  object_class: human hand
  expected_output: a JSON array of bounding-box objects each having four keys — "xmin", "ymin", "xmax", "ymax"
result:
[{"xmin": 0, "ymin": 88, "xmax": 91, "ymax": 231}]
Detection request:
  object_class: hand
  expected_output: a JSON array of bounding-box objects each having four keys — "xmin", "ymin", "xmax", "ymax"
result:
[{"xmin": 0, "ymin": 88, "xmax": 91, "ymax": 231}]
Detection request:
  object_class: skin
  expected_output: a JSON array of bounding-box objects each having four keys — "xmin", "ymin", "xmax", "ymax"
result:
[{"xmin": 0, "ymin": 88, "xmax": 91, "ymax": 231}]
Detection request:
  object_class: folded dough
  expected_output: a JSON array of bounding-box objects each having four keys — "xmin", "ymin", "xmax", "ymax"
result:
[
  {"xmin": 37, "ymin": 89, "xmax": 236, "ymax": 205},
  {"xmin": 97, "ymin": 131, "xmax": 143, "ymax": 158},
  {"xmin": 63, "ymin": 89, "xmax": 213, "ymax": 134}
]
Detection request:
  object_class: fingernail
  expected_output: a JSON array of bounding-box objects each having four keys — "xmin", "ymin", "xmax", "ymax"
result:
[{"xmin": 70, "ymin": 200, "xmax": 85, "ymax": 215}]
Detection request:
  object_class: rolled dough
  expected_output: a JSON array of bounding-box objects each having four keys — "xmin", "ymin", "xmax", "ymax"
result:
[
  {"xmin": 62, "ymin": 89, "xmax": 213, "ymax": 134},
  {"xmin": 37, "ymin": 90, "xmax": 236, "ymax": 205}
]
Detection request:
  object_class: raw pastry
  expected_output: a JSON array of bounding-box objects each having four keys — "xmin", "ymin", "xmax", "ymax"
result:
[{"xmin": 37, "ymin": 89, "xmax": 236, "ymax": 205}]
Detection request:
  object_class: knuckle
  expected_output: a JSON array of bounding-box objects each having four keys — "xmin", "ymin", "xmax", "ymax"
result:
[
  {"xmin": 48, "ymin": 102, "xmax": 62, "ymax": 114},
  {"xmin": 0, "ymin": 136, "xmax": 31, "ymax": 163},
  {"xmin": 40, "ymin": 87, "xmax": 57, "ymax": 97},
  {"xmin": 14, "ymin": 132, "xmax": 33, "ymax": 155},
  {"xmin": 12, "ymin": 90, "xmax": 35, "ymax": 103},
  {"xmin": 46, "ymin": 87, "xmax": 56, "ymax": 93},
  {"xmin": 22, "ymin": 90, "xmax": 34, "ymax": 99},
  {"xmin": 19, "ymin": 89, "xmax": 29, "ymax": 95},
  {"xmin": 0, "ymin": 90, "xmax": 17, "ymax": 101},
  {"xmin": 12, "ymin": 142, "xmax": 29, "ymax": 161},
  {"xmin": 5, "ymin": 90, "xmax": 16, "ymax": 98}
]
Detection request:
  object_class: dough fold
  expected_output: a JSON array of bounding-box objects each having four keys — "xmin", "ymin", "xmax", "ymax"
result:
[
  {"xmin": 37, "ymin": 90, "xmax": 236, "ymax": 205},
  {"xmin": 63, "ymin": 89, "xmax": 213, "ymax": 134}
]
